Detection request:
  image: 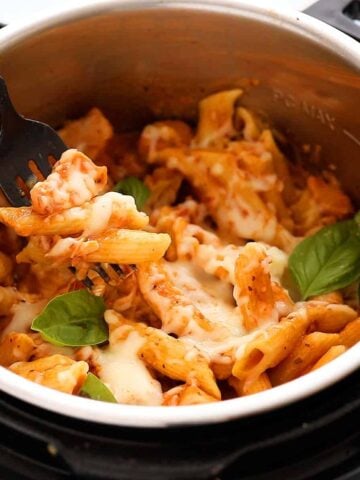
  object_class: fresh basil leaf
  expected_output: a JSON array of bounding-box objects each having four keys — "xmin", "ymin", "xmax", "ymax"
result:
[
  {"xmin": 342, "ymin": 281, "xmax": 360, "ymax": 309},
  {"xmin": 80, "ymin": 373, "xmax": 117, "ymax": 403},
  {"xmin": 355, "ymin": 210, "xmax": 360, "ymax": 228},
  {"xmin": 31, "ymin": 290, "xmax": 107, "ymax": 347},
  {"xmin": 289, "ymin": 216, "xmax": 360, "ymax": 300},
  {"xmin": 113, "ymin": 176, "xmax": 150, "ymax": 210}
]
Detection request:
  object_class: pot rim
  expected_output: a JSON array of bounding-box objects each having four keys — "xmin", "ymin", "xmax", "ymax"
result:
[
  {"xmin": 0, "ymin": 0, "xmax": 359, "ymax": 67},
  {"xmin": 0, "ymin": 0, "xmax": 359, "ymax": 427},
  {"xmin": 1, "ymin": 344, "xmax": 359, "ymax": 427}
]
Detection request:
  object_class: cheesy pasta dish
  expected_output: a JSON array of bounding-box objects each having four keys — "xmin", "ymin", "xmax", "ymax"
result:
[{"xmin": 0, "ymin": 89, "xmax": 359, "ymax": 406}]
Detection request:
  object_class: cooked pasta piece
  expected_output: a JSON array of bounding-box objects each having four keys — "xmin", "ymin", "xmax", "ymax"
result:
[
  {"xmin": 150, "ymin": 148, "xmax": 282, "ymax": 245},
  {"xmin": 78, "ymin": 230, "xmax": 170, "ymax": 264},
  {"xmin": 307, "ymin": 175, "xmax": 353, "ymax": 220},
  {"xmin": 58, "ymin": 107, "xmax": 114, "ymax": 160},
  {"xmin": 310, "ymin": 345, "xmax": 347, "ymax": 371},
  {"xmin": 0, "ymin": 252, "xmax": 13, "ymax": 284},
  {"xmin": 144, "ymin": 168, "xmax": 184, "ymax": 211},
  {"xmin": 311, "ymin": 292, "xmax": 343, "ymax": 304},
  {"xmin": 138, "ymin": 259, "xmax": 238, "ymax": 340},
  {"xmin": 269, "ymin": 332, "xmax": 340, "ymax": 385},
  {"xmin": 9, "ymin": 354, "xmax": 88, "ymax": 394},
  {"xmin": 232, "ymin": 308, "xmax": 310, "ymax": 387},
  {"xmin": 211, "ymin": 361, "xmax": 234, "ymax": 380},
  {"xmin": 307, "ymin": 302, "xmax": 357, "ymax": 333},
  {"xmin": 30, "ymin": 149, "xmax": 107, "ymax": 214},
  {"xmin": 0, "ymin": 192, "xmax": 148, "ymax": 237},
  {"xmin": 339, "ymin": 318, "xmax": 360, "ymax": 348},
  {"xmin": 0, "ymin": 286, "xmax": 18, "ymax": 316},
  {"xmin": 193, "ymin": 89, "xmax": 242, "ymax": 148},
  {"xmin": 0, "ymin": 332, "xmax": 35, "ymax": 367},
  {"xmin": 95, "ymin": 329, "xmax": 163, "ymax": 406},
  {"xmin": 229, "ymin": 372, "xmax": 272, "ymax": 396},
  {"xmin": 259, "ymin": 129, "xmax": 295, "ymax": 204},
  {"xmin": 163, "ymin": 384, "xmax": 218, "ymax": 405},
  {"xmin": 0, "ymin": 90, "xmax": 356, "ymax": 408},
  {"xmin": 291, "ymin": 175, "xmax": 353, "ymax": 236},
  {"xmin": 235, "ymin": 107, "xmax": 261, "ymax": 141},
  {"xmin": 139, "ymin": 328, "xmax": 221, "ymax": 399},
  {"xmin": 106, "ymin": 310, "xmax": 221, "ymax": 399},
  {"xmin": 139, "ymin": 120, "xmax": 192, "ymax": 160},
  {"xmin": 234, "ymin": 242, "xmax": 276, "ymax": 331}
]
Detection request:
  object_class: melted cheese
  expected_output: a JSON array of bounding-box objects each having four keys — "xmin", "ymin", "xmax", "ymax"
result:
[
  {"xmin": 182, "ymin": 324, "xmax": 262, "ymax": 364},
  {"xmin": 83, "ymin": 191, "xmax": 143, "ymax": 237},
  {"xmin": 261, "ymin": 244, "xmax": 288, "ymax": 282},
  {"xmin": 84, "ymin": 193, "xmax": 114, "ymax": 237},
  {"xmin": 219, "ymin": 195, "xmax": 278, "ymax": 244},
  {"xmin": 165, "ymin": 261, "xmax": 244, "ymax": 336},
  {"xmin": 30, "ymin": 149, "xmax": 107, "ymax": 214},
  {"xmin": 196, "ymin": 242, "xmax": 288, "ymax": 285},
  {"xmin": 47, "ymin": 237, "xmax": 99, "ymax": 259},
  {"xmin": 195, "ymin": 244, "xmax": 240, "ymax": 284},
  {"xmin": 3, "ymin": 300, "xmax": 47, "ymax": 337},
  {"xmin": 97, "ymin": 331, "xmax": 163, "ymax": 405}
]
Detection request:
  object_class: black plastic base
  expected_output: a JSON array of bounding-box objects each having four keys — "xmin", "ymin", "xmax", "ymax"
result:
[
  {"xmin": 0, "ymin": 368, "xmax": 359, "ymax": 480},
  {"xmin": 305, "ymin": 0, "xmax": 360, "ymax": 40}
]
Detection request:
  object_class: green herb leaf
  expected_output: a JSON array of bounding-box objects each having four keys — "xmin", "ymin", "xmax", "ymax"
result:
[
  {"xmin": 289, "ymin": 215, "xmax": 360, "ymax": 300},
  {"xmin": 342, "ymin": 281, "xmax": 360, "ymax": 309},
  {"xmin": 113, "ymin": 176, "xmax": 150, "ymax": 210},
  {"xmin": 80, "ymin": 373, "xmax": 117, "ymax": 403},
  {"xmin": 355, "ymin": 210, "xmax": 360, "ymax": 228},
  {"xmin": 31, "ymin": 290, "xmax": 108, "ymax": 347}
]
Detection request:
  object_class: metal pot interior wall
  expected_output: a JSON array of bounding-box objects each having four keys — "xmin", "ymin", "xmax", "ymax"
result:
[{"xmin": 0, "ymin": 4, "xmax": 359, "ymax": 196}]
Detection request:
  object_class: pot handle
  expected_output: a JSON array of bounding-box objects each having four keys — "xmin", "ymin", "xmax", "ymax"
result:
[{"xmin": 304, "ymin": 0, "xmax": 360, "ymax": 40}]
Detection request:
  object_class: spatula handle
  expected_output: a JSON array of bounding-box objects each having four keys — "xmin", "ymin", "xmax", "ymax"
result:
[{"xmin": 0, "ymin": 76, "xmax": 25, "ymax": 145}]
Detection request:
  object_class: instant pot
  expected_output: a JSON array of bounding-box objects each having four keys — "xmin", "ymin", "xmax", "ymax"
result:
[{"xmin": 0, "ymin": 0, "xmax": 359, "ymax": 478}]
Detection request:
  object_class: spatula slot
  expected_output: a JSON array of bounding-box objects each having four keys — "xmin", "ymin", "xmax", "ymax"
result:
[
  {"xmin": 28, "ymin": 159, "xmax": 46, "ymax": 182},
  {"xmin": 15, "ymin": 176, "xmax": 30, "ymax": 199}
]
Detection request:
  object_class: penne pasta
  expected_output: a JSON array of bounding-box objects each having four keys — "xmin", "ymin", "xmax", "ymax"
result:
[
  {"xmin": 0, "ymin": 286, "xmax": 18, "ymax": 316},
  {"xmin": 269, "ymin": 332, "xmax": 340, "ymax": 385},
  {"xmin": 0, "ymin": 332, "xmax": 35, "ymax": 367},
  {"xmin": 310, "ymin": 345, "xmax": 347, "ymax": 371},
  {"xmin": 0, "ymin": 192, "xmax": 148, "ymax": 237},
  {"xmin": 9, "ymin": 354, "xmax": 88, "ymax": 394},
  {"xmin": 234, "ymin": 242, "xmax": 277, "ymax": 331},
  {"xmin": 0, "ymin": 252, "xmax": 12, "ymax": 283},
  {"xmin": 137, "ymin": 260, "xmax": 232, "ymax": 340},
  {"xmin": 232, "ymin": 308, "xmax": 310, "ymax": 386},
  {"xmin": 339, "ymin": 318, "xmax": 360, "ymax": 348},
  {"xmin": 0, "ymin": 91, "xmax": 356, "ymax": 408},
  {"xmin": 163, "ymin": 384, "xmax": 218, "ymax": 406},
  {"xmin": 229, "ymin": 372, "xmax": 272, "ymax": 397},
  {"xmin": 193, "ymin": 89, "xmax": 242, "ymax": 148},
  {"xmin": 307, "ymin": 302, "xmax": 357, "ymax": 333},
  {"xmin": 151, "ymin": 147, "xmax": 281, "ymax": 245},
  {"xmin": 139, "ymin": 120, "xmax": 192, "ymax": 160},
  {"xmin": 139, "ymin": 328, "xmax": 221, "ymax": 400},
  {"xmin": 30, "ymin": 149, "xmax": 107, "ymax": 215},
  {"xmin": 106, "ymin": 311, "xmax": 221, "ymax": 399},
  {"xmin": 82, "ymin": 230, "xmax": 171, "ymax": 264},
  {"xmin": 58, "ymin": 107, "xmax": 114, "ymax": 160}
]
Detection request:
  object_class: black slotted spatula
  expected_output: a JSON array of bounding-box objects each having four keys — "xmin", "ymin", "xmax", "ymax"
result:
[{"xmin": 0, "ymin": 76, "xmax": 67, "ymax": 206}]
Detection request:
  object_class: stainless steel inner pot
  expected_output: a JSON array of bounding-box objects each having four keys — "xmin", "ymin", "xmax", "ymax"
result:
[
  {"xmin": 0, "ymin": 0, "xmax": 359, "ymax": 202},
  {"xmin": 0, "ymin": 1, "xmax": 359, "ymax": 427}
]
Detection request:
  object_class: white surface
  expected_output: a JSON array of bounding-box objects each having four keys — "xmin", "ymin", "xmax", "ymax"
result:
[{"xmin": 0, "ymin": 0, "xmax": 318, "ymax": 24}]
